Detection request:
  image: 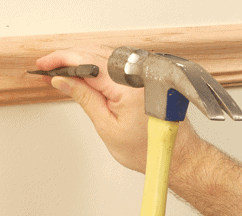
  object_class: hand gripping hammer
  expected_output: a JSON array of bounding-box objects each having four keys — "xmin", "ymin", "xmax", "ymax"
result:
[{"xmin": 107, "ymin": 46, "xmax": 242, "ymax": 216}]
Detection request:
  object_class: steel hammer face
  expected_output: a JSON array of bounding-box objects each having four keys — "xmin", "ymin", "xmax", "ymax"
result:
[{"xmin": 108, "ymin": 46, "xmax": 242, "ymax": 121}]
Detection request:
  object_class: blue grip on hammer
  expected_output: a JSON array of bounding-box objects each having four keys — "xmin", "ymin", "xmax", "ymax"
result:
[{"xmin": 165, "ymin": 89, "xmax": 189, "ymax": 121}]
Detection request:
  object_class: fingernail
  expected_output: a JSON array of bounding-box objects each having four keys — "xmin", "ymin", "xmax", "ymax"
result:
[{"xmin": 52, "ymin": 77, "xmax": 71, "ymax": 94}]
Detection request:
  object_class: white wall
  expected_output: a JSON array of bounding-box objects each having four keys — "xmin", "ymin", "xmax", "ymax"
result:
[
  {"xmin": 1, "ymin": 0, "xmax": 242, "ymax": 37},
  {"xmin": 0, "ymin": 0, "xmax": 242, "ymax": 215}
]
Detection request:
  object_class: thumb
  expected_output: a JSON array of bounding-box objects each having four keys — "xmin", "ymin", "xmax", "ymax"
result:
[{"xmin": 51, "ymin": 76, "xmax": 114, "ymax": 125}]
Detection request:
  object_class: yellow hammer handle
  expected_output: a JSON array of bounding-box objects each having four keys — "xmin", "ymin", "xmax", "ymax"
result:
[{"xmin": 140, "ymin": 116, "xmax": 179, "ymax": 216}]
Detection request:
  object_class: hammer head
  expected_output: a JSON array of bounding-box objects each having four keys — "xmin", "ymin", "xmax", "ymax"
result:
[{"xmin": 108, "ymin": 46, "xmax": 242, "ymax": 121}]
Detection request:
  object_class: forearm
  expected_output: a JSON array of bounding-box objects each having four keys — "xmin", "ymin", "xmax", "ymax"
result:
[{"xmin": 169, "ymin": 118, "xmax": 242, "ymax": 215}]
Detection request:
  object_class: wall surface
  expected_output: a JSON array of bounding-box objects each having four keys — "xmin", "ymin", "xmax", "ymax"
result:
[{"xmin": 1, "ymin": 0, "xmax": 242, "ymax": 215}]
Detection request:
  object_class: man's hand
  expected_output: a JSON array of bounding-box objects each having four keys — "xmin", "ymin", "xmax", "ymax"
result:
[{"xmin": 36, "ymin": 45, "xmax": 149, "ymax": 173}]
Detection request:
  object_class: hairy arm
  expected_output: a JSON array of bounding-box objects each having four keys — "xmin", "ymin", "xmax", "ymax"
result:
[{"xmin": 168, "ymin": 118, "xmax": 242, "ymax": 215}]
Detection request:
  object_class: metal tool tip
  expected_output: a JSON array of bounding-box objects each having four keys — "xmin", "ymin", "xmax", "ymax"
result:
[
  {"xmin": 27, "ymin": 70, "xmax": 48, "ymax": 75},
  {"xmin": 27, "ymin": 70, "xmax": 39, "ymax": 74}
]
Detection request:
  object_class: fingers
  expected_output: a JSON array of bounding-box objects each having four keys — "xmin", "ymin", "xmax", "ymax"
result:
[
  {"xmin": 36, "ymin": 45, "xmax": 126, "ymax": 103},
  {"xmin": 36, "ymin": 45, "xmax": 111, "ymax": 88}
]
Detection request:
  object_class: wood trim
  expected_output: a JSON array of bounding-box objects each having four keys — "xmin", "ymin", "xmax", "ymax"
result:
[{"xmin": 1, "ymin": 24, "xmax": 242, "ymax": 106}]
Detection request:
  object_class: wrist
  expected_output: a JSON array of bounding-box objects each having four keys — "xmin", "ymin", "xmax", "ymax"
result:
[{"xmin": 169, "ymin": 117, "xmax": 201, "ymax": 181}]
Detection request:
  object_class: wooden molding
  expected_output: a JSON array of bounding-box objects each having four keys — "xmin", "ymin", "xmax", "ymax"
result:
[{"xmin": 1, "ymin": 24, "xmax": 242, "ymax": 106}]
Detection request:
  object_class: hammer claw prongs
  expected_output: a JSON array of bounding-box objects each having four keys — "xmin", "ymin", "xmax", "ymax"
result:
[
  {"xmin": 181, "ymin": 62, "xmax": 242, "ymax": 121},
  {"xmin": 206, "ymin": 81, "xmax": 242, "ymax": 121},
  {"xmin": 187, "ymin": 73, "xmax": 225, "ymax": 121}
]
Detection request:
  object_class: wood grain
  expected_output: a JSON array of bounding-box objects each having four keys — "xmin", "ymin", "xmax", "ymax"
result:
[{"xmin": 1, "ymin": 24, "xmax": 242, "ymax": 106}]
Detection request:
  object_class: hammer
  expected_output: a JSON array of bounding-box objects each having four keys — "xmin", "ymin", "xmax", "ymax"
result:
[{"xmin": 107, "ymin": 46, "xmax": 242, "ymax": 216}]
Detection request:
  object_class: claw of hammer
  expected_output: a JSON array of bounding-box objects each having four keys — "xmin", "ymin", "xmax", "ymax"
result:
[{"xmin": 108, "ymin": 46, "xmax": 242, "ymax": 121}]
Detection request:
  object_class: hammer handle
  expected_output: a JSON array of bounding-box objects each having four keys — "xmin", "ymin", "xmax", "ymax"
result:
[{"xmin": 140, "ymin": 117, "xmax": 179, "ymax": 216}]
